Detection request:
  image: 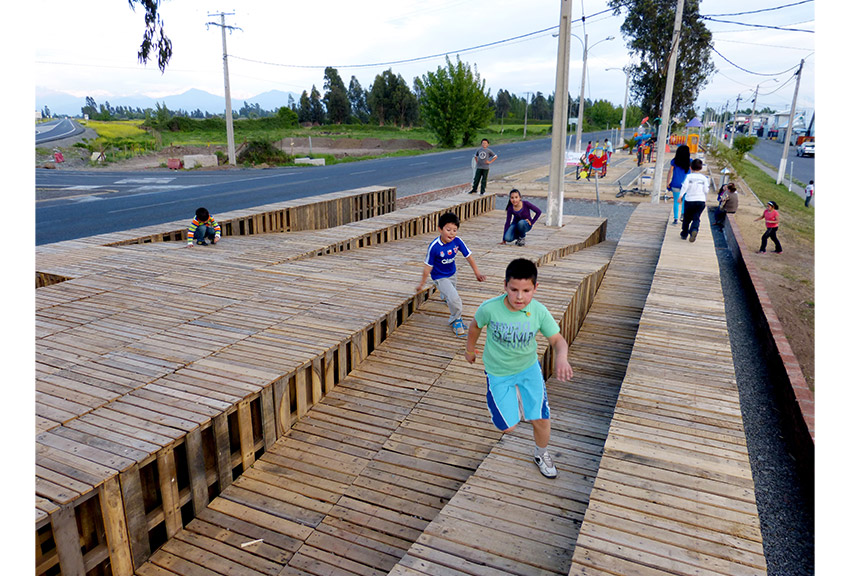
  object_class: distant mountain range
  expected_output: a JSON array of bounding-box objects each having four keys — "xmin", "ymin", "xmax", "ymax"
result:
[{"xmin": 36, "ymin": 87, "xmax": 298, "ymax": 117}]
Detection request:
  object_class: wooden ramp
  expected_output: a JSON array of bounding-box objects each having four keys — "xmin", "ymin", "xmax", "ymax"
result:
[
  {"xmin": 130, "ymin": 215, "xmax": 615, "ymax": 576},
  {"xmin": 388, "ymin": 203, "xmax": 671, "ymax": 575},
  {"xmin": 35, "ymin": 191, "xmax": 494, "ymax": 575},
  {"xmin": 34, "ymin": 189, "xmax": 609, "ymax": 576},
  {"xmin": 567, "ymin": 215, "xmax": 768, "ymax": 575}
]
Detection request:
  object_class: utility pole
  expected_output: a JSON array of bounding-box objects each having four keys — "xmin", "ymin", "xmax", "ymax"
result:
[
  {"xmin": 208, "ymin": 12, "xmax": 239, "ymax": 166},
  {"xmin": 729, "ymin": 94, "xmax": 741, "ymax": 148},
  {"xmin": 777, "ymin": 59, "xmax": 805, "ymax": 185},
  {"xmin": 523, "ymin": 92, "xmax": 530, "ymax": 139},
  {"xmin": 651, "ymin": 0, "xmax": 685, "ymax": 203},
  {"xmin": 748, "ymin": 86, "xmax": 760, "ymax": 137},
  {"xmin": 547, "ymin": 0, "xmax": 573, "ymax": 228}
]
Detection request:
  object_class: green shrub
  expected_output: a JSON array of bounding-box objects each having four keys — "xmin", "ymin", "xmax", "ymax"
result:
[
  {"xmin": 732, "ymin": 135, "xmax": 758, "ymax": 156},
  {"xmin": 237, "ymin": 139, "xmax": 293, "ymax": 166}
]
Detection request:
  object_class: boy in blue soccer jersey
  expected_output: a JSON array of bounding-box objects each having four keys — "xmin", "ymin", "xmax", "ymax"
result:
[
  {"xmin": 416, "ymin": 212, "xmax": 486, "ymax": 337},
  {"xmin": 464, "ymin": 258, "xmax": 573, "ymax": 478}
]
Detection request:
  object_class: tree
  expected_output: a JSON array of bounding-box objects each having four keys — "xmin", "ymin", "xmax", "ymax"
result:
[
  {"xmin": 367, "ymin": 69, "xmax": 418, "ymax": 127},
  {"xmin": 81, "ymin": 96, "xmax": 98, "ymax": 119},
  {"xmin": 323, "ymin": 67, "xmax": 351, "ymax": 124},
  {"xmin": 609, "ymin": 0, "xmax": 715, "ymax": 119},
  {"xmin": 309, "ymin": 86, "xmax": 325, "ymax": 125},
  {"xmin": 348, "ymin": 76, "xmax": 370, "ymax": 124},
  {"xmin": 128, "ymin": 0, "xmax": 173, "ymax": 72},
  {"xmin": 416, "ymin": 57, "xmax": 493, "ymax": 148},
  {"xmin": 495, "ymin": 90, "xmax": 512, "ymax": 121},
  {"xmin": 297, "ymin": 91, "xmax": 311, "ymax": 123}
]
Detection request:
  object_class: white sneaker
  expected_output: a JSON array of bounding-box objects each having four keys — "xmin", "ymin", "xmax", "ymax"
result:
[{"xmin": 534, "ymin": 451, "xmax": 557, "ymax": 478}]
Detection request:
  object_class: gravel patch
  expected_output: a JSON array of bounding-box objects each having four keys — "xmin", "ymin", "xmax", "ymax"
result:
[{"xmin": 710, "ymin": 217, "xmax": 814, "ymax": 575}]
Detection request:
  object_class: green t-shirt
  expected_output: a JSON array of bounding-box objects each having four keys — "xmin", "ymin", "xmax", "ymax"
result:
[{"xmin": 474, "ymin": 295, "xmax": 560, "ymax": 377}]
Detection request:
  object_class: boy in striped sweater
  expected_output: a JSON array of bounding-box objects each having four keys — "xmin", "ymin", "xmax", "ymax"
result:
[{"xmin": 187, "ymin": 207, "xmax": 221, "ymax": 246}]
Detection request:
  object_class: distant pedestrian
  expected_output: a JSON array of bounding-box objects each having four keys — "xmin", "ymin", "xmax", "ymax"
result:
[
  {"xmin": 679, "ymin": 158, "xmax": 710, "ymax": 242},
  {"xmin": 713, "ymin": 183, "xmax": 738, "ymax": 226},
  {"xmin": 805, "ymin": 180, "xmax": 814, "ymax": 207},
  {"xmin": 187, "ymin": 207, "xmax": 221, "ymax": 246},
  {"xmin": 756, "ymin": 201, "xmax": 782, "ymax": 254},
  {"xmin": 501, "ymin": 189, "xmax": 542, "ymax": 247},
  {"xmin": 469, "ymin": 139, "xmax": 498, "ymax": 195},
  {"xmin": 666, "ymin": 144, "xmax": 691, "ymax": 224}
]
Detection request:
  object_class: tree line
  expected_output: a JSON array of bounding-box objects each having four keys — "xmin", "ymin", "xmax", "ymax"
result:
[{"xmin": 81, "ymin": 56, "xmax": 642, "ymax": 149}]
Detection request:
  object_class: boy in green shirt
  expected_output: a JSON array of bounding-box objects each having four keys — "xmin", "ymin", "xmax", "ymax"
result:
[{"xmin": 464, "ymin": 258, "xmax": 573, "ymax": 478}]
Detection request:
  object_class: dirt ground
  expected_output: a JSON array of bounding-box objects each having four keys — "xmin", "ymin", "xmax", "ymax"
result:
[
  {"xmin": 35, "ymin": 141, "xmax": 814, "ymax": 389},
  {"xmin": 35, "ymin": 138, "xmax": 433, "ymax": 171}
]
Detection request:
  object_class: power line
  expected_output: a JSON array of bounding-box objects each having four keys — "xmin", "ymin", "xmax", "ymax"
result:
[
  {"xmin": 703, "ymin": 0, "xmax": 813, "ymax": 18},
  {"xmin": 710, "ymin": 45, "xmax": 804, "ymax": 77},
  {"xmin": 231, "ymin": 8, "xmax": 618, "ymax": 71},
  {"xmin": 701, "ymin": 16, "xmax": 813, "ymax": 33}
]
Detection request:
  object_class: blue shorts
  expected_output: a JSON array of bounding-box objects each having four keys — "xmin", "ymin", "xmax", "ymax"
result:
[{"xmin": 485, "ymin": 362, "xmax": 550, "ymax": 431}]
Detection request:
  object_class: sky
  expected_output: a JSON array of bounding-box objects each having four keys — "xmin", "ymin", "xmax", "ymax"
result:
[{"xmin": 30, "ymin": 0, "xmax": 815, "ymax": 118}]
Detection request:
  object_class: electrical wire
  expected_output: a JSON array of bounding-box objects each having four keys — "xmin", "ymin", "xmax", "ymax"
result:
[
  {"xmin": 703, "ymin": 0, "xmax": 813, "ymax": 18},
  {"xmin": 701, "ymin": 16, "xmax": 813, "ymax": 33},
  {"xmin": 710, "ymin": 45, "xmax": 802, "ymax": 76},
  {"xmin": 230, "ymin": 8, "xmax": 618, "ymax": 71}
]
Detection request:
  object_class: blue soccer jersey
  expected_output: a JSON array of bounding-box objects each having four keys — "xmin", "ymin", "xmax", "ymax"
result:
[{"xmin": 424, "ymin": 237, "xmax": 470, "ymax": 280}]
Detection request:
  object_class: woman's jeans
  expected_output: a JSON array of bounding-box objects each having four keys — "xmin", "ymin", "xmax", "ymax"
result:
[{"xmin": 503, "ymin": 219, "xmax": 531, "ymax": 243}]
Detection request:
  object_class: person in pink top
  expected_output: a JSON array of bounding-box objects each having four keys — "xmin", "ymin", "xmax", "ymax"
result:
[{"xmin": 755, "ymin": 200, "xmax": 782, "ymax": 254}]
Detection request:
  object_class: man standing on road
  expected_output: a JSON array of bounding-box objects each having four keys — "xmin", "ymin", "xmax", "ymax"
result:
[{"xmin": 469, "ymin": 138, "xmax": 498, "ymax": 195}]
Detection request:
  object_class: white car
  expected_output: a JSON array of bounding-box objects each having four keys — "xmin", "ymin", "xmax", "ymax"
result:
[{"xmin": 796, "ymin": 141, "xmax": 814, "ymax": 157}]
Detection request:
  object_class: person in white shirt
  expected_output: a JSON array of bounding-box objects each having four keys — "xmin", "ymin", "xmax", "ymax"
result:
[{"xmin": 679, "ymin": 158, "xmax": 710, "ymax": 242}]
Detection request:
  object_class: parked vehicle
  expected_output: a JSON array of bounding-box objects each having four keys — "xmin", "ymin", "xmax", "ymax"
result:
[{"xmin": 796, "ymin": 141, "xmax": 815, "ymax": 157}]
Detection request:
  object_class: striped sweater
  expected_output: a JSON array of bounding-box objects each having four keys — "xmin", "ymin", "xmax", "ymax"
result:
[{"xmin": 187, "ymin": 216, "xmax": 221, "ymax": 244}]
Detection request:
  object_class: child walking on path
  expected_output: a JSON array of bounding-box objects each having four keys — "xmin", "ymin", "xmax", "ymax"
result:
[
  {"xmin": 416, "ymin": 212, "xmax": 486, "ymax": 337},
  {"xmin": 501, "ymin": 189, "xmax": 542, "ymax": 246},
  {"xmin": 464, "ymin": 258, "xmax": 573, "ymax": 478},
  {"xmin": 756, "ymin": 201, "xmax": 782, "ymax": 254},
  {"xmin": 679, "ymin": 158, "xmax": 710, "ymax": 242}
]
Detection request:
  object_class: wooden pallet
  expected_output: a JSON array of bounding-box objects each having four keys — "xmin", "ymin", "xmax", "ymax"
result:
[
  {"xmin": 388, "ymin": 203, "xmax": 672, "ymax": 575},
  {"xmin": 34, "ymin": 193, "xmax": 606, "ymax": 576},
  {"xmin": 567, "ymin": 212, "xmax": 768, "ymax": 575},
  {"xmin": 132, "ymin": 219, "xmax": 616, "ymax": 576}
]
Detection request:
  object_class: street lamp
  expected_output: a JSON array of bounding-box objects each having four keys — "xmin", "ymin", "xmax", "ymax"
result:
[
  {"xmin": 748, "ymin": 78, "xmax": 778, "ymax": 137},
  {"xmin": 606, "ymin": 66, "xmax": 630, "ymax": 148},
  {"xmin": 574, "ymin": 34, "xmax": 614, "ymax": 152}
]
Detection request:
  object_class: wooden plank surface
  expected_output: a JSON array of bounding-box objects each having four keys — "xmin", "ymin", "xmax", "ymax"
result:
[
  {"xmin": 566, "ymin": 211, "xmax": 768, "ymax": 576},
  {"xmin": 389, "ymin": 203, "xmax": 672, "ymax": 576},
  {"xmin": 131, "ymin": 207, "xmax": 614, "ymax": 575}
]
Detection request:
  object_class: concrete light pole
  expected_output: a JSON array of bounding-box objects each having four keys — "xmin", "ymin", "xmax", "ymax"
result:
[
  {"xmin": 777, "ymin": 60, "xmax": 805, "ymax": 185},
  {"xmin": 574, "ymin": 34, "xmax": 614, "ymax": 152},
  {"xmin": 546, "ymin": 0, "xmax": 573, "ymax": 228},
  {"xmin": 208, "ymin": 12, "xmax": 239, "ymax": 166},
  {"xmin": 607, "ymin": 66, "xmax": 630, "ymax": 148},
  {"xmin": 747, "ymin": 79, "xmax": 777, "ymax": 137},
  {"xmin": 651, "ymin": 0, "xmax": 685, "ymax": 203}
]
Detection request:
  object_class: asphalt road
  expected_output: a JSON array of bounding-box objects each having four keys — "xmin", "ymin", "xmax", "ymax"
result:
[
  {"xmin": 36, "ymin": 118, "xmax": 85, "ymax": 146},
  {"xmin": 35, "ymin": 129, "xmax": 619, "ymax": 246}
]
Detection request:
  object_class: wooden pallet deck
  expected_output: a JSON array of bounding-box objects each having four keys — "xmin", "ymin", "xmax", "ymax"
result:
[
  {"xmin": 567, "ymin": 214, "xmax": 768, "ymax": 575},
  {"xmin": 34, "ymin": 191, "xmax": 608, "ymax": 576},
  {"xmin": 132, "ymin": 218, "xmax": 616, "ymax": 576},
  {"xmin": 388, "ymin": 203, "xmax": 672, "ymax": 576}
]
